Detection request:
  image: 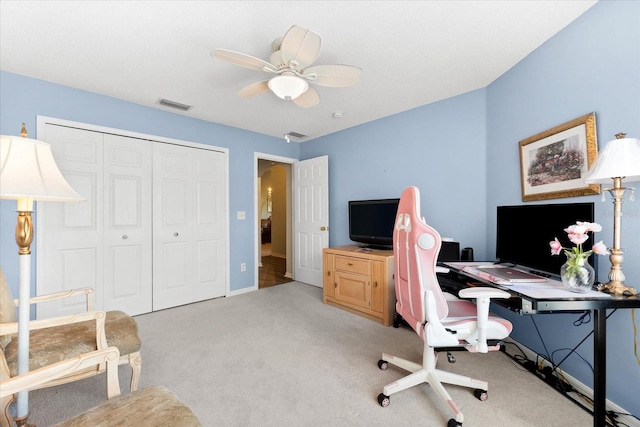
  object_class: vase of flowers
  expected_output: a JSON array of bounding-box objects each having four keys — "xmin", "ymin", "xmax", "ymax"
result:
[{"xmin": 549, "ymin": 222, "xmax": 609, "ymax": 293}]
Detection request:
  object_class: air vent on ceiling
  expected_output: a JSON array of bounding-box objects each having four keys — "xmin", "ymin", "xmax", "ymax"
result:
[
  {"xmin": 157, "ymin": 98, "xmax": 193, "ymax": 111},
  {"xmin": 286, "ymin": 132, "xmax": 307, "ymax": 140}
]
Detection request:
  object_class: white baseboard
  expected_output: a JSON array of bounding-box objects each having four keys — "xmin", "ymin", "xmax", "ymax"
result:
[{"xmin": 503, "ymin": 337, "xmax": 639, "ymax": 427}]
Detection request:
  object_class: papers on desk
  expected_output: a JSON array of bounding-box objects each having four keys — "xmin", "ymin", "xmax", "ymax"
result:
[{"xmin": 444, "ymin": 262, "xmax": 612, "ymax": 299}]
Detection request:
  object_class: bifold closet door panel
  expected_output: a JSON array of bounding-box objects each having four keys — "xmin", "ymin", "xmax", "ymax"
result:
[
  {"xmin": 38, "ymin": 125, "xmax": 105, "ymax": 319},
  {"xmin": 152, "ymin": 144, "xmax": 227, "ymax": 310},
  {"xmin": 152, "ymin": 143, "xmax": 194, "ymax": 310},
  {"xmin": 192, "ymin": 149, "xmax": 226, "ymax": 302},
  {"xmin": 103, "ymin": 134, "xmax": 153, "ymax": 315}
]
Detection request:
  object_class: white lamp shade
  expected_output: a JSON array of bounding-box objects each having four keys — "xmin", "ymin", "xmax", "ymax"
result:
[
  {"xmin": 268, "ymin": 75, "xmax": 309, "ymax": 100},
  {"xmin": 584, "ymin": 136, "xmax": 640, "ymax": 184},
  {"xmin": 0, "ymin": 135, "xmax": 83, "ymax": 203}
]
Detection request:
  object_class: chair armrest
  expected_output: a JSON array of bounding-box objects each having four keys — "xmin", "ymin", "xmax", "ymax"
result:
[
  {"xmin": 0, "ymin": 311, "xmax": 109, "ymax": 350},
  {"xmin": 458, "ymin": 287, "xmax": 510, "ymax": 353},
  {"xmin": 24, "ymin": 287, "xmax": 95, "ymax": 312},
  {"xmin": 0, "ymin": 347, "xmax": 121, "ymax": 399},
  {"xmin": 458, "ymin": 287, "xmax": 510, "ymax": 300}
]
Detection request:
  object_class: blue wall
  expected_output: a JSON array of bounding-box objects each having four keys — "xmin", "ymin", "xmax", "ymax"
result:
[
  {"xmin": 301, "ymin": 0, "xmax": 640, "ymax": 418},
  {"xmin": 0, "ymin": 72, "xmax": 300, "ymax": 294},
  {"xmin": 302, "ymin": 88, "xmax": 488, "ymax": 257},
  {"xmin": 1, "ymin": 0, "xmax": 638, "ymax": 417},
  {"xmin": 486, "ymin": 0, "xmax": 640, "ymax": 416}
]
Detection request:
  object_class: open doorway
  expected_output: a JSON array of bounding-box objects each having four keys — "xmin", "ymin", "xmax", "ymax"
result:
[{"xmin": 257, "ymin": 155, "xmax": 294, "ymax": 288}]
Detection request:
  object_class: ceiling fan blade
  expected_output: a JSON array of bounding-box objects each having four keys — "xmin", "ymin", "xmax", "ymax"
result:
[
  {"xmin": 212, "ymin": 49, "xmax": 277, "ymax": 73},
  {"xmin": 302, "ymin": 64, "xmax": 363, "ymax": 87},
  {"xmin": 237, "ymin": 81, "xmax": 270, "ymax": 98},
  {"xmin": 280, "ymin": 25, "xmax": 322, "ymax": 70},
  {"xmin": 292, "ymin": 87, "xmax": 320, "ymax": 108}
]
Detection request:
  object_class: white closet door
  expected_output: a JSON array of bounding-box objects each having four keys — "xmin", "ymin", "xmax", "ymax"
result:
[
  {"xmin": 38, "ymin": 125, "xmax": 105, "ymax": 318},
  {"xmin": 192, "ymin": 149, "xmax": 226, "ymax": 301},
  {"xmin": 103, "ymin": 134, "xmax": 153, "ymax": 315},
  {"xmin": 153, "ymin": 143, "xmax": 194, "ymax": 310},
  {"xmin": 152, "ymin": 144, "xmax": 226, "ymax": 310}
]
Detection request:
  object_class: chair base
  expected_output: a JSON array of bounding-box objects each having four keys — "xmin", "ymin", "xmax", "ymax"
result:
[{"xmin": 379, "ymin": 349, "xmax": 488, "ymax": 425}]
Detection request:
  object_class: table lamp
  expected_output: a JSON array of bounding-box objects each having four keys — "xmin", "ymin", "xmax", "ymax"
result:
[
  {"xmin": 584, "ymin": 133, "xmax": 640, "ymax": 296},
  {"xmin": 0, "ymin": 124, "xmax": 83, "ymax": 426}
]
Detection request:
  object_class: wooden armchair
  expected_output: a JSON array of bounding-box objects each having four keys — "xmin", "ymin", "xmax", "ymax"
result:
[
  {"xmin": 0, "ymin": 347, "xmax": 200, "ymax": 426},
  {"xmin": 0, "ymin": 269, "xmax": 142, "ymax": 427}
]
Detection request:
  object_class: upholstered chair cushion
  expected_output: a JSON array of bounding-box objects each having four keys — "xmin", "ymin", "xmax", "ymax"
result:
[
  {"xmin": 53, "ymin": 386, "xmax": 201, "ymax": 427},
  {"xmin": 4, "ymin": 310, "xmax": 140, "ymax": 376},
  {"xmin": 0, "ymin": 268, "xmax": 17, "ymax": 349}
]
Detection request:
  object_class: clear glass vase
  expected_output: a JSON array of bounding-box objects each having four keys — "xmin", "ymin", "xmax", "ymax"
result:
[{"xmin": 560, "ymin": 254, "xmax": 595, "ymax": 293}]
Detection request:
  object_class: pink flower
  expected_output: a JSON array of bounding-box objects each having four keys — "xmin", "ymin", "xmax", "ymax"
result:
[
  {"xmin": 592, "ymin": 241, "xmax": 609, "ymax": 255},
  {"xmin": 577, "ymin": 221, "xmax": 602, "ymax": 233},
  {"xmin": 549, "ymin": 238, "xmax": 563, "ymax": 255},
  {"xmin": 568, "ymin": 232, "xmax": 589, "ymax": 245},
  {"xmin": 550, "ymin": 221, "xmax": 607, "ymax": 260}
]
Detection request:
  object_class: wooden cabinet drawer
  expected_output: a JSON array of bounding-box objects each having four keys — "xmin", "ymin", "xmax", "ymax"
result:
[{"xmin": 335, "ymin": 255, "xmax": 370, "ymax": 275}]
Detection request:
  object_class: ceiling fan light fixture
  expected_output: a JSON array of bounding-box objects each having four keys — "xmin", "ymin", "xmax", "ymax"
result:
[{"xmin": 268, "ymin": 75, "xmax": 308, "ymax": 100}]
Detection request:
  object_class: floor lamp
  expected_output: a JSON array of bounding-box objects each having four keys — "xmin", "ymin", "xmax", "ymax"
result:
[
  {"xmin": 0, "ymin": 124, "xmax": 82, "ymax": 426},
  {"xmin": 584, "ymin": 133, "xmax": 640, "ymax": 296}
]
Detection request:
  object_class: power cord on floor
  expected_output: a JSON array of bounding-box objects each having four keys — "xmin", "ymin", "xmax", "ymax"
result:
[{"xmin": 500, "ymin": 309, "xmax": 639, "ymax": 427}]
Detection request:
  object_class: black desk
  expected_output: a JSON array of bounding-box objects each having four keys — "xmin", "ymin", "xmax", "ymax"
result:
[{"xmin": 442, "ymin": 263, "xmax": 640, "ymax": 427}]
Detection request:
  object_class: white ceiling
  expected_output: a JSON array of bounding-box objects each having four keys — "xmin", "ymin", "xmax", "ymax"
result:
[{"xmin": 0, "ymin": 1, "xmax": 597, "ymax": 142}]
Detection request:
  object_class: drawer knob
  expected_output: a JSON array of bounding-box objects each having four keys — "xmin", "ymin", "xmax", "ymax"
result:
[
  {"xmin": 347, "ymin": 262, "xmax": 353, "ymax": 266},
  {"xmin": 122, "ymin": 235, "xmax": 128, "ymax": 240}
]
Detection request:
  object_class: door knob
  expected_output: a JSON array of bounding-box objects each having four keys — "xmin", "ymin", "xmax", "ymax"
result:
[{"xmin": 320, "ymin": 226, "xmax": 329, "ymax": 231}]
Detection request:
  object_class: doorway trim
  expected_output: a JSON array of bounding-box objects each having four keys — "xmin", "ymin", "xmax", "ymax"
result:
[{"xmin": 254, "ymin": 152, "xmax": 297, "ymax": 290}]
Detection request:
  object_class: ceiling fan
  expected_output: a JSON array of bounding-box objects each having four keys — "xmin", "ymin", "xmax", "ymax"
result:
[{"xmin": 212, "ymin": 25, "xmax": 362, "ymax": 108}]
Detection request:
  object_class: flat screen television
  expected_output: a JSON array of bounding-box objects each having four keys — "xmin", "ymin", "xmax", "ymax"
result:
[
  {"xmin": 348, "ymin": 198, "xmax": 400, "ymax": 248},
  {"xmin": 496, "ymin": 202, "xmax": 596, "ymax": 278}
]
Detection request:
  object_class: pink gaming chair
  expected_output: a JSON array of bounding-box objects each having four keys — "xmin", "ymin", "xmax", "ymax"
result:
[{"xmin": 378, "ymin": 186, "xmax": 513, "ymax": 427}]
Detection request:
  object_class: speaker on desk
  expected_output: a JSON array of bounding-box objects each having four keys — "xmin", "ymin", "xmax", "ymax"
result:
[
  {"xmin": 438, "ymin": 241, "xmax": 460, "ymax": 262},
  {"xmin": 461, "ymin": 247, "xmax": 474, "ymax": 262}
]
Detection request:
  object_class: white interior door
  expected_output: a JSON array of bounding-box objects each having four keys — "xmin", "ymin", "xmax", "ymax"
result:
[
  {"xmin": 103, "ymin": 134, "xmax": 152, "ymax": 315},
  {"xmin": 153, "ymin": 144, "xmax": 227, "ymax": 310},
  {"xmin": 38, "ymin": 125, "xmax": 154, "ymax": 317},
  {"xmin": 37, "ymin": 124, "xmax": 105, "ymax": 318},
  {"xmin": 293, "ymin": 155, "xmax": 329, "ymax": 287},
  {"xmin": 192, "ymin": 149, "xmax": 226, "ymax": 301},
  {"xmin": 153, "ymin": 143, "xmax": 193, "ymax": 310}
]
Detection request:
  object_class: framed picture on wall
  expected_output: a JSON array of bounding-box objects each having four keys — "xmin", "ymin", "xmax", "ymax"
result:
[{"xmin": 519, "ymin": 112, "xmax": 600, "ymax": 201}]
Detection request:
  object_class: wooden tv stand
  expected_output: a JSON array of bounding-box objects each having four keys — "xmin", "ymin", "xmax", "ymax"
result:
[{"xmin": 323, "ymin": 245, "xmax": 395, "ymax": 326}]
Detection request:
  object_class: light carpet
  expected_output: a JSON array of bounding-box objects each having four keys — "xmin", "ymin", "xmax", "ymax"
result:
[{"xmin": 28, "ymin": 282, "xmax": 591, "ymax": 426}]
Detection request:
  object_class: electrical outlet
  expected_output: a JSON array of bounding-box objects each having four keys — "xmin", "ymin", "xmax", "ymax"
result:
[
  {"xmin": 240, "ymin": 262, "xmax": 246, "ymax": 272},
  {"xmin": 237, "ymin": 211, "xmax": 246, "ymax": 220}
]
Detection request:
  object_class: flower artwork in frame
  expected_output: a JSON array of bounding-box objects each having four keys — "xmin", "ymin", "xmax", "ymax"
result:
[{"xmin": 519, "ymin": 112, "xmax": 600, "ymax": 201}]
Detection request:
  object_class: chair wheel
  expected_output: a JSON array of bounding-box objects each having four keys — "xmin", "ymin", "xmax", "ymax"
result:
[
  {"xmin": 377, "ymin": 359, "xmax": 388, "ymax": 370},
  {"xmin": 447, "ymin": 352, "xmax": 456, "ymax": 363},
  {"xmin": 378, "ymin": 393, "xmax": 390, "ymax": 407},
  {"xmin": 448, "ymin": 419, "xmax": 462, "ymax": 427},
  {"xmin": 474, "ymin": 389, "xmax": 488, "ymax": 401}
]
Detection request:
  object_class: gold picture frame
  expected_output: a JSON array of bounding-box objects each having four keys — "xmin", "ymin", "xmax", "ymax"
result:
[{"xmin": 519, "ymin": 112, "xmax": 600, "ymax": 202}]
